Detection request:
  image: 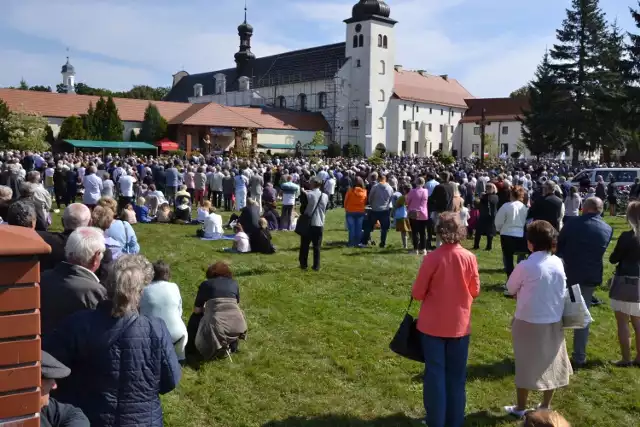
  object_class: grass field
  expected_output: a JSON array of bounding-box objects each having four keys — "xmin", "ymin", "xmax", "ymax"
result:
[{"xmin": 69, "ymin": 209, "xmax": 640, "ymax": 426}]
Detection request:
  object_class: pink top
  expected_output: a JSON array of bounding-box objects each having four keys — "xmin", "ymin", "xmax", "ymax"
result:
[
  {"xmin": 405, "ymin": 187, "xmax": 429, "ymax": 220},
  {"xmin": 411, "ymin": 243, "xmax": 480, "ymax": 338}
]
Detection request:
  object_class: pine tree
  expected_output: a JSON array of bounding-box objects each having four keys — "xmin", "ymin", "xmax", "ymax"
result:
[
  {"xmin": 129, "ymin": 129, "xmax": 137, "ymax": 142},
  {"xmin": 627, "ymin": 2, "xmax": 640, "ymax": 146},
  {"xmin": 139, "ymin": 103, "xmax": 167, "ymax": 142},
  {"xmin": 521, "ymin": 52, "xmax": 569, "ymax": 158},
  {"xmin": 549, "ymin": 0, "xmax": 608, "ymax": 163},
  {"xmin": 81, "ymin": 102, "xmax": 97, "ymax": 140},
  {"xmin": 58, "ymin": 116, "xmax": 87, "ymax": 141},
  {"xmin": 103, "ymin": 96, "xmax": 124, "ymax": 141}
]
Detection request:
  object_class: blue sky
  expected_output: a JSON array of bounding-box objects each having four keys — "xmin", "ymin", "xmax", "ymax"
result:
[{"xmin": 0, "ymin": 0, "xmax": 634, "ymax": 97}]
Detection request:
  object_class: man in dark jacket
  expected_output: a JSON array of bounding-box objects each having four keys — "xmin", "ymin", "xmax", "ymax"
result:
[
  {"xmin": 557, "ymin": 197, "xmax": 613, "ymax": 369},
  {"xmin": 41, "ymin": 351, "xmax": 90, "ymax": 427},
  {"xmin": 40, "ymin": 227, "xmax": 108, "ymax": 337},
  {"xmin": 431, "ymin": 171, "xmax": 456, "ymax": 214},
  {"xmin": 527, "ymin": 181, "xmax": 564, "ymax": 231}
]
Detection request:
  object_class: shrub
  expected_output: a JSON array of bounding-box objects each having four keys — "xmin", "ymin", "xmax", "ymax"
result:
[
  {"xmin": 511, "ymin": 151, "xmax": 521, "ymax": 160},
  {"xmin": 327, "ymin": 142, "xmax": 341, "ymax": 158}
]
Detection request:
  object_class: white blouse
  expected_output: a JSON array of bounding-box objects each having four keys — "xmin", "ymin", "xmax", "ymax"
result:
[{"xmin": 506, "ymin": 251, "xmax": 567, "ymax": 324}]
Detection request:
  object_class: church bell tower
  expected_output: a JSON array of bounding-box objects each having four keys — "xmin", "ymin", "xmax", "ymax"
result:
[{"xmin": 234, "ymin": 2, "xmax": 256, "ymax": 81}]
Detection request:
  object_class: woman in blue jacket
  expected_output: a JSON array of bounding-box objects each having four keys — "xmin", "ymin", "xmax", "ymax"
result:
[{"xmin": 43, "ymin": 254, "xmax": 182, "ymax": 427}]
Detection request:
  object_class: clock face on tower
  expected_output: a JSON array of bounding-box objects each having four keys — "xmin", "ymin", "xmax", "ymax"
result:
[{"xmin": 355, "ymin": 24, "xmax": 362, "ymax": 33}]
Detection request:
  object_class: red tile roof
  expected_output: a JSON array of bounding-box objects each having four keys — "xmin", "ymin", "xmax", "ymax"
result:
[
  {"xmin": 0, "ymin": 89, "xmax": 329, "ymax": 132},
  {"xmin": 393, "ymin": 70, "xmax": 473, "ymax": 108},
  {"xmin": 460, "ymin": 97, "xmax": 528, "ymax": 123}
]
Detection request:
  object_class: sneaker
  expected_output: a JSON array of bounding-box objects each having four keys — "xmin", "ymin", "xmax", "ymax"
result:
[{"xmin": 504, "ymin": 406, "xmax": 527, "ymax": 419}]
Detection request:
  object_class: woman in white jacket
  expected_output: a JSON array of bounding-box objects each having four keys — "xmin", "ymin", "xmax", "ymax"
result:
[{"xmin": 495, "ymin": 186, "xmax": 529, "ymax": 280}]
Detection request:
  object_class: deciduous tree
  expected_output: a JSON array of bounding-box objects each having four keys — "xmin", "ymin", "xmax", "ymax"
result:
[{"xmin": 58, "ymin": 116, "xmax": 87, "ymax": 141}]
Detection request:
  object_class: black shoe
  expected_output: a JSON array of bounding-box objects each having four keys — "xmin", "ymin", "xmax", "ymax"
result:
[
  {"xmin": 300, "ymin": 265, "xmax": 308, "ymax": 271},
  {"xmin": 591, "ymin": 297, "xmax": 604, "ymax": 307},
  {"xmin": 571, "ymin": 360, "xmax": 586, "ymax": 371},
  {"xmin": 312, "ymin": 266, "xmax": 320, "ymax": 272},
  {"xmin": 379, "ymin": 243, "xmax": 386, "ymax": 249}
]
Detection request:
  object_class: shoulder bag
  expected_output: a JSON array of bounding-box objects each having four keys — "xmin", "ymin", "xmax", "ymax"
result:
[
  {"xmin": 562, "ymin": 284, "xmax": 593, "ymax": 329},
  {"xmin": 295, "ymin": 193, "xmax": 321, "ymax": 237},
  {"xmin": 389, "ymin": 298, "xmax": 424, "ymax": 362}
]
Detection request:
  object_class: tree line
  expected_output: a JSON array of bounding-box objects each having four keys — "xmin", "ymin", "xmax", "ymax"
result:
[
  {"xmin": 9, "ymin": 79, "xmax": 170, "ymax": 101},
  {"xmin": 519, "ymin": 0, "xmax": 640, "ymax": 163}
]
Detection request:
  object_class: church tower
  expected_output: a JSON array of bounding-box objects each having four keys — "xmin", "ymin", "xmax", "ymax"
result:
[
  {"xmin": 61, "ymin": 57, "xmax": 76, "ymax": 94},
  {"xmin": 344, "ymin": 0, "xmax": 396, "ymax": 155},
  {"xmin": 234, "ymin": 3, "xmax": 255, "ymax": 83}
]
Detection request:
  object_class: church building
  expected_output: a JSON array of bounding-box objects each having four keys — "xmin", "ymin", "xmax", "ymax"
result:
[{"xmin": 165, "ymin": 0, "xmax": 474, "ymax": 156}]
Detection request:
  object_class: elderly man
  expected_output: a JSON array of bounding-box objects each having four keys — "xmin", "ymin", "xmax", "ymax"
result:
[
  {"xmin": 6, "ymin": 199, "xmax": 38, "ymax": 228},
  {"xmin": 0, "ymin": 184, "xmax": 12, "ymax": 222},
  {"xmin": 40, "ymin": 226, "xmax": 107, "ymax": 336},
  {"xmin": 249, "ymin": 169, "xmax": 264, "ymax": 213},
  {"xmin": 527, "ymin": 181, "xmax": 564, "ymax": 231},
  {"xmin": 557, "ymin": 197, "xmax": 613, "ymax": 369},
  {"xmin": 26, "ymin": 170, "xmax": 52, "ymax": 221},
  {"xmin": 82, "ymin": 166, "xmax": 103, "ymax": 208},
  {"xmin": 40, "ymin": 351, "xmax": 90, "ymax": 427},
  {"xmin": 38, "ymin": 203, "xmax": 92, "ymax": 272}
]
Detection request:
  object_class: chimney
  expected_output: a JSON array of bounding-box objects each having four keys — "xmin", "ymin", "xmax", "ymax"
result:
[
  {"xmin": 214, "ymin": 73, "xmax": 227, "ymax": 95},
  {"xmin": 418, "ymin": 70, "xmax": 427, "ymax": 76},
  {"xmin": 394, "ymin": 65, "xmax": 403, "ymax": 72},
  {"xmin": 238, "ymin": 76, "xmax": 250, "ymax": 92},
  {"xmin": 193, "ymin": 83, "xmax": 203, "ymax": 97},
  {"xmin": 440, "ymin": 74, "xmax": 449, "ymax": 81}
]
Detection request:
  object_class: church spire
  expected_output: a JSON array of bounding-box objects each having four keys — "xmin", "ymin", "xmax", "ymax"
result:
[{"xmin": 235, "ymin": 0, "xmax": 255, "ymax": 79}]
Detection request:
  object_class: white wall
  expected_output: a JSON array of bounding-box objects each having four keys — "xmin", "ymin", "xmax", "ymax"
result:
[
  {"xmin": 257, "ymin": 128, "xmax": 318, "ymax": 147},
  {"xmin": 458, "ymin": 121, "xmax": 524, "ymax": 158},
  {"xmin": 47, "ymin": 116, "xmax": 141, "ymax": 141}
]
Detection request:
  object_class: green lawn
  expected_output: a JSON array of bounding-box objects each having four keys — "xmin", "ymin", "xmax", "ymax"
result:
[{"xmin": 79, "ymin": 210, "xmax": 640, "ymax": 426}]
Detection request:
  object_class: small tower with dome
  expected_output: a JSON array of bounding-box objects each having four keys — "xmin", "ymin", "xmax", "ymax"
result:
[{"xmin": 61, "ymin": 57, "xmax": 76, "ymax": 94}]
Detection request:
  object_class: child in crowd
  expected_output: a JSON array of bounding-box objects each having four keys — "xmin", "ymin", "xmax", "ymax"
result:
[
  {"xmin": 224, "ymin": 224, "xmax": 251, "ymax": 253},
  {"xmin": 197, "ymin": 200, "xmax": 212, "ymax": 224},
  {"xmin": 392, "ymin": 185, "xmax": 411, "ymax": 249},
  {"xmin": 522, "ymin": 410, "xmax": 570, "ymax": 427},
  {"xmin": 156, "ymin": 203, "xmax": 172, "ymax": 223},
  {"xmin": 467, "ymin": 199, "xmax": 480, "ymax": 240},
  {"xmin": 134, "ymin": 197, "xmax": 153, "ymax": 223},
  {"xmin": 121, "ymin": 203, "xmax": 137, "ymax": 225}
]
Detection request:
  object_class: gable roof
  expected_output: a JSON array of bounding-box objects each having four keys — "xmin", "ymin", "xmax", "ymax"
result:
[
  {"xmin": 459, "ymin": 97, "xmax": 528, "ymax": 123},
  {"xmin": 0, "ymin": 88, "xmax": 330, "ymax": 132},
  {"xmin": 392, "ymin": 70, "xmax": 473, "ymax": 108},
  {"xmin": 164, "ymin": 43, "xmax": 347, "ymax": 103}
]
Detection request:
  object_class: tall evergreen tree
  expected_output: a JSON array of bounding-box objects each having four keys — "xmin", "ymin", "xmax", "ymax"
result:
[
  {"xmin": 91, "ymin": 97, "xmax": 124, "ymax": 141},
  {"xmin": 139, "ymin": 103, "xmax": 167, "ymax": 142},
  {"xmin": 627, "ymin": 2, "xmax": 640, "ymax": 147},
  {"xmin": 81, "ymin": 102, "xmax": 97, "ymax": 140},
  {"xmin": 58, "ymin": 116, "xmax": 87, "ymax": 141},
  {"xmin": 521, "ymin": 52, "xmax": 569, "ymax": 158},
  {"xmin": 550, "ymin": 0, "xmax": 608, "ymax": 163}
]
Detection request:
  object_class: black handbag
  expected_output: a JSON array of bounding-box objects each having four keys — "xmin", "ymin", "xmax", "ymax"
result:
[
  {"xmin": 609, "ymin": 275, "xmax": 640, "ymax": 303},
  {"xmin": 295, "ymin": 194, "xmax": 321, "ymax": 237},
  {"xmin": 389, "ymin": 298, "xmax": 424, "ymax": 362}
]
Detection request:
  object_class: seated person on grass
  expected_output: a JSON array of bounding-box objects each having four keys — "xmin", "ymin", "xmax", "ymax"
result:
[
  {"xmin": 197, "ymin": 205, "xmax": 224, "ymax": 239},
  {"xmin": 252, "ymin": 218, "xmax": 276, "ymax": 254},
  {"xmin": 263, "ymin": 202, "xmax": 280, "ymax": 231},
  {"xmin": 173, "ymin": 197, "xmax": 192, "ymax": 224},
  {"xmin": 156, "ymin": 202, "xmax": 172, "ymax": 223},
  {"xmin": 134, "ymin": 197, "xmax": 154, "ymax": 223},
  {"xmin": 223, "ymin": 224, "xmax": 251, "ymax": 253},
  {"xmin": 196, "ymin": 200, "xmax": 212, "ymax": 224},
  {"xmin": 121, "ymin": 203, "xmax": 137, "ymax": 225}
]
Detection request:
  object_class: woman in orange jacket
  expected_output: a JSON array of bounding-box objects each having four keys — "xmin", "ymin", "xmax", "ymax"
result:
[{"xmin": 344, "ymin": 177, "xmax": 368, "ymax": 247}]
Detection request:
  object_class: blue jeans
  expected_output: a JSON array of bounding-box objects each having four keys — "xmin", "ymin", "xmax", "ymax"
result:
[
  {"xmin": 421, "ymin": 333, "xmax": 470, "ymax": 427},
  {"xmin": 572, "ymin": 284, "xmax": 596, "ymax": 364},
  {"xmin": 345, "ymin": 212, "xmax": 365, "ymax": 246}
]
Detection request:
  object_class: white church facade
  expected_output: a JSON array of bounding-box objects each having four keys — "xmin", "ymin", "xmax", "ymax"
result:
[{"xmin": 165, "ymin": 0, "xmax": 474, "ymax": 157}]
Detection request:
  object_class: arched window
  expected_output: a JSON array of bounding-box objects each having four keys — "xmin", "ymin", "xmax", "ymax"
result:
[
  {"xmin": 379, "ymin": 60, "xmax": 386, "ymax": 75},
  {"xmin": 358, "ymin": 34, "xmax": 364, "ymax": 47},
  {"xmin": 318, "ymin": 92, "xmax": 327, "ymax": 109},
  {"xmin": 297, "ymin": 93, "xmax": 307, "ymax": 111},
  {"xmin": 378, "ymin": 118, "xmax": 385, "ymax": 129},
  {"xmin": 378, "ymin": 34, "xmax": 383, "ymax": 47},
  {"xmin": 379, "ymin": 89, "xmax": 385, "ymax": 102},
  {"xmin": 383, "ymin": 35, "xmax": 388, "ymax": 48},
  {"xmin": 353, "ymin": 35, "xmax": 358, "ymax": 48},
  {"xmin": 277, "ymin": 96, "xmax": 286, "ymax": 108}
]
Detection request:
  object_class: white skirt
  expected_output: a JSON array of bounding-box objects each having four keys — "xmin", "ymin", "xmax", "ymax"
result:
[{"xmin": 610, "ymin": 299, "xmax": 640, "ymax": 317}]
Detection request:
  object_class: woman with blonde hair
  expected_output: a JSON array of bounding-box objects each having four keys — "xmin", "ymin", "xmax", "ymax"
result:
[
  {"xmin": 522, "ymin": 409, "xmax": 571, "ymax": 427},
  {"xmin": 473, "ymin": 182, "xmax": 499, "ymax": 250},
  {"xmin": 412, "ymin": 212, "xmax": 480, "ymax": 427},
  {"xmin": 43, "ymin": 254, "xmax": 181, "ymax": 427},
  {"xmin": 608, "ymin": 200, "xmax": 640, "ymax": 366}
]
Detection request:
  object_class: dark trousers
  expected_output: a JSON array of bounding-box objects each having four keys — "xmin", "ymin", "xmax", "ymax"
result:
[
  {"xmin": 421, "ymin": 333, "xmax": 469, "ymax": 427},
  {"xmin": 500, "ymin": 235, "xmax": 527, "ymax": 278},
  {"xmin": 281, "ymin": 205, "xmax": 294, "ymax": 230},
  {"xmin": 410, "ymin": 218, "xmax": 428, "ymax": 251},
  {"xmin": 426, "ymin": 218, "xmax": 435, "ymax": 249},
  {"xmin": 473, "ymin": 232, "xmax": 493, "ymax": 250},
  {"xmin": 327, "ymin": 194, "xmax": 335, "ymax": 210},
  {"xmin": 362, "ymin": 210, "xmax": 390, "ymax": 247},
  {"xmin": 55, "ymin": 193, "xmax": 66, "ymax": 209},
  {"xmin": 223, "ymin": 193, "xmax": 233, "ymax": 211},
  {"xmin": 210, "ymin": 191, "xmax": 222, "ymax": 208},
  {"xmin": 299, "ymin": 226, "xmax": 323, "ymax": 270},
  {"xmin": 339, "ymin": 190, "xmax": 347, "ymax": 207}
]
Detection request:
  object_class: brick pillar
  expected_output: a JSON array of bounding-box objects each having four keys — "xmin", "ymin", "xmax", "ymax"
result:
[
  {"xmin": 0, "ymin": 226, "xmax": 51, "ymax": 427},
  {"xmin": 186, "ymin": 132, "xmax": 192, "ymax": 156}
]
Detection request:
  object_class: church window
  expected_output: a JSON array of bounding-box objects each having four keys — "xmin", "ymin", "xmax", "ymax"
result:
[
  {"xmin": 416, "ymin": 106, "xmax": 420, "ymax": 112},
  {"xmin": 415, "ymin": 122, "xmax": 419, "ymax": 131},
  {"xmin": 358, "ymin": 34, "xmax": 364, "ymax": 47},
  {"xmin": 356, "ymin": 59, "xmax": 361, "ymax": 68},
  {"xmin": 441, "ymin": 109, "xmax": 444, "ymax": 115},
  {"xmin": 378, "ymin": 35, "xmax": 383, "ymax": 47},
  {"xmin": 402, "ymin": 141, "xmax": 407, "ymax": 152},
  {"xmin": 277, "ymin": 96, "xmax": 286, "ymax": 108},
  {"xmin": 379, "ymin": 60, "xmax": 386, "ymax": 75},
  {"xmin": 297, "ymin": 93, "xmax": 307, "ymax": 111},
  {"xmin": 414, "ymin": 141, "xmax": 419, "ymax": 154},
  {"xmin": 403, "ymin": 104, "xmax": 407, "ymax": 111},
  {"xmin": 439, "ymin": 124, "xmax": 443, "ymax": 132},
  {"xmin": 429, "ymin": 108, "xmax": 433, "ymax": 114},
  {"xmin": 318, "ymin": 92, "xmax": 328, "ymax": 109},
  {"xmin": 402, "ymin": 120, "xmax": 407, "ymax": 130},
  {"xmin": 352, "ymin": 119, "xmax": 359, "ymax": 128},
  {"xmin": 383, "ymin": 35, "xmax": 388, "ymax": 49},
  {"xmin": 428, "ymin": 123, "xmax": 432, "ymax": 131},
  {"xmin": 451, "ymin": 125, "xmax": 455, "ymax": 133},
  {"xmin": 379, "ymin": 90, "xmax": 385, "ymax": 102},
  {"xmin": 378, "ymin": 118, "xmax": 385, "ymax": 129},
  {"xmin": 353, "ymin": 35, "xmax": 358, "ymax": 48},
  {"xmin": 473, "ymin": 126, "xmax": 480, "ymax": 135}
]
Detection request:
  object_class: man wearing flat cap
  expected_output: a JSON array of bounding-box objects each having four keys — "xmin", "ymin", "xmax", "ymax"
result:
[{"xmin": 40, "ymin": 351, "xmax": 89, "ymax": 427}]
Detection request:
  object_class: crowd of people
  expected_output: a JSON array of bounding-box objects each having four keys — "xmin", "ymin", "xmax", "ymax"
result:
[{"xmin": 1, "ymin": 148, "xmax": 640, "ymax": 426}]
